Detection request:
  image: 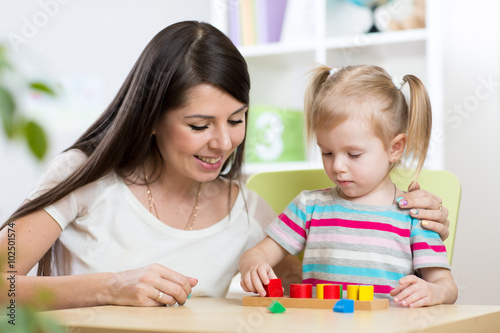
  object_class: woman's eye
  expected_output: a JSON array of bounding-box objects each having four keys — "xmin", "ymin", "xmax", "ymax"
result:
[
  {"xmin": 228, "ymin": 119, "xmax": 244, "ymax": 126},
  {"xmin": 189, "ymin": 124, "xmax": 208, "ymax": 131},
  {"xmin": 321, "ymin": 152, "xmax": 332, "ymax": 156}
]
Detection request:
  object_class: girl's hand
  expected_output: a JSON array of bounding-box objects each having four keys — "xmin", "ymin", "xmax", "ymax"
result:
[
  {"xmin": 397, "ymin": 181, "xmax": 450, "ymax": 240},
  {"xmin": 240, "ymin": 262, "xmax": 277, "ymax": 297},
  {"xmin": 390, "ymin": 275, "xmax": 442, "ymax": 308},
  {"xmin": 109, "ymin": 264, "xmax": 198, "ymax": 306}
]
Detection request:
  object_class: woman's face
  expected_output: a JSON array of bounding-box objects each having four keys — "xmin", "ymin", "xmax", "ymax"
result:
[{"xmin": 153, "ymin": 84, "xmax": 247, "ymax": 182}]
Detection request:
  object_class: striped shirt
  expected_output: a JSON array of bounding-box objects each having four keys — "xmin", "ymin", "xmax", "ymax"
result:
[{"xmin": 266, "ymin": 188, "xmax": 450, "ymax": 296}]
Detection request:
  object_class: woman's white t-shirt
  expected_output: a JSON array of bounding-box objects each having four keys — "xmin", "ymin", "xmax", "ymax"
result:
[{"xmin": 27, "ymin": 150, "xmax": 275, "ymax": 297}]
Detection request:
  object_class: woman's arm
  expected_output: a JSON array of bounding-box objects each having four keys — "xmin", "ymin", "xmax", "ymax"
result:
[
  {"xmin": 397, "ymin": 182, "xmax": 451, "ymax": 240},
  {"xmin": 0, "ymin": 210, "xmax": 197, "ymax": 309}
]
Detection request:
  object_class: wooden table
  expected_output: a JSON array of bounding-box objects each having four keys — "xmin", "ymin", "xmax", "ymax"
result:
[{"xmin": 43, "ymin": 297, "xmax": 500, "ymax": 333}]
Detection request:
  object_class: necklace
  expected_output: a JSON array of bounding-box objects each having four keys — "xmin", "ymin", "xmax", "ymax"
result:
[{"xmin": 143, "ymin": 171, "xmax": 202, "ymax": 230}]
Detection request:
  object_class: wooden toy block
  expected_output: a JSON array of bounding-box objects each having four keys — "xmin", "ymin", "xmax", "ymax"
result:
[
  {"xmin": 333, "ymin": 299, "xmax": 354, "ymax": 313},
  {"xmin": 316, "ymin": 284, "xmax": 331, "ymax": 299},
  {"xmin": 347, "ymin": 285, "xmax": 359, "ymax": 300},
  {"xmin": 290, "ymin": 284, "xmax": 312, "ymax": 298},
  {"xmin": 323, "ymin": 284, "xmax": 341, "ymax": 299},
  {"xmin": 263, "ymin": 279, "xmax": 283, "ymax": 297},
  {"xmin": 267, "ymin": 300, "xmax": 286, "ymax": 313},
  {"xmin": 359, "ymin": 285, "xmax": 374, "ymax": 301},
  {"xmin": 242, "ymin": 296, "xmax": 388, "ymax": 311}
]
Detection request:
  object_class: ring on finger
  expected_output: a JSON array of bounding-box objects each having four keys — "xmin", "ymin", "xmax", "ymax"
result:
[
  {"xmin": 155, "ymin": 290, "xmax": 164, "ymax": 302},
  {"xmin": 438, "ymin": 202, "xmax": 442, "ymax": 211}
]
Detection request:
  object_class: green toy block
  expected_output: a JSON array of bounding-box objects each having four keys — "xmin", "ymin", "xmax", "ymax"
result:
[{"xmin": 267, "ymin": 300, "xmax": 286, "ymax": 313}]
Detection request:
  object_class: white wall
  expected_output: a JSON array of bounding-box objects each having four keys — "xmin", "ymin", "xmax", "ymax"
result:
[
  {"xmin": 0, "ymin": 0, "xmax": 211, "ymax": 220},
  {"xmin": 440, "ymin": 0, "xmax": 500, "ymax": 305}
]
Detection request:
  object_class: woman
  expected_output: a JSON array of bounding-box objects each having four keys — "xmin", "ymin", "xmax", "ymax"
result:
[{"xmin": 0, "ymin": 21, "xmax": 451, "ymax": 309}]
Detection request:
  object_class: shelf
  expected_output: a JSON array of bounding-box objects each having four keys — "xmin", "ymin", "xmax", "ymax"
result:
[
  {"xmin": 324, "ymin": 28, "xmax": 426, "ymax": 49},
  {"xmin": 238, "ymin": 29, "xmax": 426, "ymax": 60}
]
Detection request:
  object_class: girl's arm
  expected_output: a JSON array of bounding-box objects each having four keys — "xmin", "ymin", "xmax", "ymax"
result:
[
  {"xmin": 397, "ymin": 182, "xmax": 451, "ymax": 240},
  {"xmin": 239, "ymin": 236, "xmax": 289, "ymax": 296},
  {"xmin": 0, "ymin": 210, "xmax": 196, "ymax": 309},
  {"xmin": 390, "ymin": 268, "xmax": 458, "ymax": 308}
]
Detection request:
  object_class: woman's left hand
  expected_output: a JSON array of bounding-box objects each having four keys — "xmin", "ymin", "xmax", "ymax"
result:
[{"xmin": 396, "ymin": 181, "xmax": 450, "ymax": 241}]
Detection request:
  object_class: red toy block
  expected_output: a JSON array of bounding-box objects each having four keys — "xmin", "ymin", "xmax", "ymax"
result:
[
  {"xmin": 290, "ymin": 284, "xmax": 312, "ymax": 298},
  {"xmin": 323, "ymin": 284, "xmax": 341, "ymax": 299},
  {"xmin": 263, "ymin": 279, "xmax": 283, "ymax": 297}
]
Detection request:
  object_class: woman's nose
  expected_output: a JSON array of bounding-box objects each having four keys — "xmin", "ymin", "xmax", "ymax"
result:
[{"xmin": 209, "ymin": 125, "xmax": 232, "ymax": 151}]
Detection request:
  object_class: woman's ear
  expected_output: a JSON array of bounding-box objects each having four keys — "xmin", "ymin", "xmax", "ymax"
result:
[{"xmin": 389, "ymin": 133, "xmax": 407, "ymax": 162}]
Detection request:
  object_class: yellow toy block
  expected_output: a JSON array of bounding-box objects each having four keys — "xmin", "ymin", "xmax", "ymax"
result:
[
  {"xmin": 359, "ymin": 285, "xmax": 374, "ymax": 301},
  {"xmin": 346, "ymin": 285, "xmax": 359, "ymax": 300},
  {"xmin": 316, "ymin": 284, "xmax": 332, "ymax": 299}
]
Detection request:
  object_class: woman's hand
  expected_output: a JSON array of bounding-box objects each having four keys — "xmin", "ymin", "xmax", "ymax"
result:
[
  {"xmin": 108, "ymin": 264, "xmax": 198, "ymax": 306},
  {"xmin": 396, "ymin": 182, "xmax": 450, "ymax": 240}
]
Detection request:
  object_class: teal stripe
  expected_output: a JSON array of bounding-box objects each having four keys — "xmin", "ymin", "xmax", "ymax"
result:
[
  {"xmin": 286, "ymin": 202, "xmax": 307, "ymax": 222},
  {"xmin": 303, "ymin": 264, "xmax": 405, "ymax": 281},
  {"xmin": 306, "ymin": 204, "xmax": 412, "ymax": 223},
  {"xmin": 410, "ymin": 218, "xmax": 440, "ymax": 239},
  {"xmin": 411, "ymin": 227, "xmax": 440, "ymax": 239}
]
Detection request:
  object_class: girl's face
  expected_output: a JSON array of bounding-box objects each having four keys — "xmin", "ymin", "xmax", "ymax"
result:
[
  {"xmin": 153, "ymin": 84, "xmax": 247, "ymax": 183},
  {"xmin": 316, "ymin": 118, "xmax": 394, "ymax": 204}
]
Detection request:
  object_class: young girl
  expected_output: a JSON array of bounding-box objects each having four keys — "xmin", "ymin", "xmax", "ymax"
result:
[{"xmin": 239, "ymin": 65, "xmax": 458, "ymax": 308}]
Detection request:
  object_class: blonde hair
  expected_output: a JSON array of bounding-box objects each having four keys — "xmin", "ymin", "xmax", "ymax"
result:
[{"xmin": 304, "ymin": 64, "xmax": 432, "ymax": 179}]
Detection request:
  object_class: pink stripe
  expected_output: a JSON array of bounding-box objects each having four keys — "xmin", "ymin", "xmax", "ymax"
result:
[
  {"xmin": 411, "ymin": 242, "xmax": 447, "ymax": 253},
  {"xmin": 303, "ymin": 278, "xmax": 393, "ymax": 294},
  {"xmin": 308, "ymin": 233, "xmax": 411, "ymax": 254},
  {"xmin": 311, "ymin": 218, "xmax": 410, "ymax": 237},
  {"xmin": 413, "ymin": 256, "xmax": 449, "ymax": 266},
  {"xmin": 279, "ymin": 213, "xmax": 307, "ymax": 238},
  {"xmin": 268, "ymin": 224, "xmax": 303, "ymax": 252}
]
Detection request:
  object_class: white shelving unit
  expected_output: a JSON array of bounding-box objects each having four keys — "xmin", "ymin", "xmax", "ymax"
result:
[{"xmin": 211, "ymin": 0, "xmax": 443, "ymax": 175}]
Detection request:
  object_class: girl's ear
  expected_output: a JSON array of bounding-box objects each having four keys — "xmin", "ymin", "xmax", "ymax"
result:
[{"xmin": 389, "ymin": 133, "xmax": 407, "ymax": 162}]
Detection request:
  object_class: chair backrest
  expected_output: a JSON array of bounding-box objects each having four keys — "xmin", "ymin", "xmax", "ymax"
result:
[{"xmin": 246, "ymin": 168, "xmax": 461, "ymax": 264}]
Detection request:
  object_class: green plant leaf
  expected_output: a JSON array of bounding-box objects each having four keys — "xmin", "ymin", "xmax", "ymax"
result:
[
  {"xmin": 23, "ymin": 120, "xmax": 48, "ymax": 160},
  {"xmin": 0, "ymin": 44, "xmax": 11, "ymax": 71},
  {"xmin": 0, "ymin": 85, "xmax": 16, "ymax": 138},
  {"xmin": 29, "ymin": 81, "xmax": 56, "ymax": 96}
]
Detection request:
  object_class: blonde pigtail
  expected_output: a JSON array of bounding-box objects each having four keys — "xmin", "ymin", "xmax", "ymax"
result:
[
  {"xmin": 304, "ymin": 65, "xmax": 332, "ymax": 143},
  {"xmin": 403, "ymin": 74, "xmax": 432, "ymax": 181}
]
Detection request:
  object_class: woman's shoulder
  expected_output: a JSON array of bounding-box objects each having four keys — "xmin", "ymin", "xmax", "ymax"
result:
[
  {"xmin": 26, "ymin": 149, "xmax": 89, "ymax": 200},
  {"xmin": 44, "ymin": 149, "xmax": 88, "ymax": 173}
]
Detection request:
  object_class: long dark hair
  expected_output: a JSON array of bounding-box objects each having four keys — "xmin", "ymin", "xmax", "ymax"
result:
[{"xmin": 4, "ymin": 21, "xmax": 250, "ymax": 275}]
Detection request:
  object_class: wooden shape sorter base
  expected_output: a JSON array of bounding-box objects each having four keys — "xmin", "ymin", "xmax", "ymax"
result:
[{"xmin": 242, "ymin": 296, "xmax": 389, "ymax": 311}]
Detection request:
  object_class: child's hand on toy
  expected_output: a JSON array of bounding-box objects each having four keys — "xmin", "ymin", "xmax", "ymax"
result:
[
  {"xmin": 240, "ymin": 262, "xmax": 277, "ymax": 297},
  {"xmin": 390, "ymin": 275, "xmax": 444, "ymax": 308}
]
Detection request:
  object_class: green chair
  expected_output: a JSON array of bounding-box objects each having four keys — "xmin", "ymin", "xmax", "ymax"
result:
[{"xmin": 246, "ymin": 168, "xmax": 461, "ymax": 264}]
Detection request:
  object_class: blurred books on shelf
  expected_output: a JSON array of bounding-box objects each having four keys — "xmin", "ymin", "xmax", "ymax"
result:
[
  {"xmin": 245, "ymin": 105, "xmax": 306, "ymax": 163},
  {"xmin": 227, "ymin": 0, "xmax": 288, "ymax": 46}
]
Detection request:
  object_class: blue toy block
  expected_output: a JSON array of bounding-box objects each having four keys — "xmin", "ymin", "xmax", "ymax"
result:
[{"xmin": 333, "ymin": 299, "xmax": 354, "ymax": 313}]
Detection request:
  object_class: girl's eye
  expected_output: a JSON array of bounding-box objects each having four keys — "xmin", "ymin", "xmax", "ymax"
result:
[
  {"xmin": 189, "ymin": 124, "xmax": 208, "ymax": 131},
  {"xmin": 349, "ymin": 153, "xmax": 361, "ymax": 158},
  {"xmin": 228, "ymin": 119, "xmax": 244, "ymax": 126},
  {"xmin": 321, "ymin": 152, "xmax": 332, "ymax": 156}
]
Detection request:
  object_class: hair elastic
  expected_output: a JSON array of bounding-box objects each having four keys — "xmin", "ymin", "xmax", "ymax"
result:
[
  {"xmin": 391, "ymin": 75, "xmax": 406, "ymax": 90},
  {"xmin": 327, "ymin": 67, "xmax": 339, "ymax": 79}
]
